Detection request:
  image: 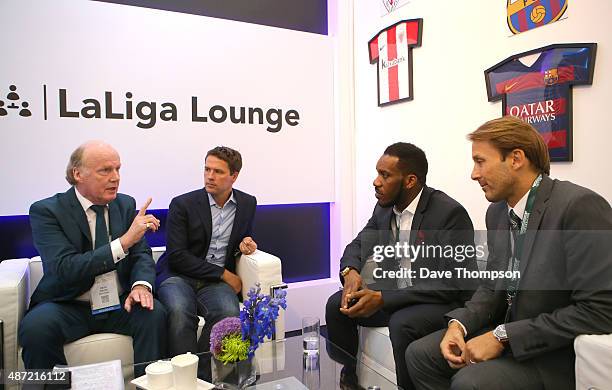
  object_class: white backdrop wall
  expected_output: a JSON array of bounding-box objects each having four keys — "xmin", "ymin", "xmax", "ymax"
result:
[
  {"xmin": 0, "ymin": 0, "xmax": 334, "ymax": 216},
  {"xmin": 350, "ymin": 0, "xmax": 612, "ymax": 232}
]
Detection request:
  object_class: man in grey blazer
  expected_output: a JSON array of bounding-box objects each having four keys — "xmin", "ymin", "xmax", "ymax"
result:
[{"xmin": 406, "ymin": 116, "xmax": 612, "ymax": 389}]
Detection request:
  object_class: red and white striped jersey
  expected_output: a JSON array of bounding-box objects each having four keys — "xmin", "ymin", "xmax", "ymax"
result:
[{"xmin": 369, "ymin": 19, "xmax": 423, "ymax": 106}]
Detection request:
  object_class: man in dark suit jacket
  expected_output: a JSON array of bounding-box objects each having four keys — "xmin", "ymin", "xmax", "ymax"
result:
[
  {"xmin": 326, "ymin": 143, "xmax": 479, "ymax": 390},
  {"xmin": 406, "ymin": 116, "xmax": 612, "ymax": 390},
  {"xmin": 18, "ymin": 141, "xmax": 167, "ymax": 376},
  {"xmin": 156, "ymin": 146, "xmax": 257, "ymax": 379}
]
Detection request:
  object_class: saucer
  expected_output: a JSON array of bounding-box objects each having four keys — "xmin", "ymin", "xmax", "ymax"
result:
[{"xmin": 131, "ymin": 374, "xmax": 214, "ymax": 390}]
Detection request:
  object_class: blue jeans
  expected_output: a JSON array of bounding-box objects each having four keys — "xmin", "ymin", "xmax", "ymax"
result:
[{"xmin": 157, "ymin": 276, "xmax": 240, "ymax": 379}]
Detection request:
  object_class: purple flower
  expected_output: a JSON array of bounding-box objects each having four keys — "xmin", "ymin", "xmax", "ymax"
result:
[{"xmin": 210, "ymin": 317, "xmax": 242, "ymax": 358}]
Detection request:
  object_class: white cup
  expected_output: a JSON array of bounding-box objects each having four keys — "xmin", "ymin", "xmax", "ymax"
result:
[
  {"xmin": 171, "ymin": 352, "xmax": 199, "ymax": 390},
  {"xmin": 145, "ymin": 360, "xmax": 173, "ymax": 390}
]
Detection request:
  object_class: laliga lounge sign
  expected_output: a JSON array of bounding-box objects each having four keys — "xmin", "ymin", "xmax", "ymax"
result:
[{"xmin": 0, "ymin": 84, "xmax": 301, "ymax": 132}]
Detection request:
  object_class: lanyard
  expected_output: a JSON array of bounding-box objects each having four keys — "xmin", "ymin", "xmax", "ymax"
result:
[
  {"xmin": 513, "ymin": 173, "xmax": 543, "ymax": 256},
  {"xmin": 506, "ymin": 174, "xmax": 542, "ymax": 314}
]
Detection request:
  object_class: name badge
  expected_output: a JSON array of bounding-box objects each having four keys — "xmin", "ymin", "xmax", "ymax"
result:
[{"xmin": 90, "ymin": 271, "xmax": 121, "ymax": 315}]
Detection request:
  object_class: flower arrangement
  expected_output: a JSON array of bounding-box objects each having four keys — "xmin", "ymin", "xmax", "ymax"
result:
[
  {"xmin": 210, "ymin": 317, "xmax": 249, "ymax": 364},
  {"xmin": 240, "ymin": 283, "xmax": 287, "ymax": 358},
  {"xmin": 210, "ymin": 283, "xmax": 287, "ymax": 364}
]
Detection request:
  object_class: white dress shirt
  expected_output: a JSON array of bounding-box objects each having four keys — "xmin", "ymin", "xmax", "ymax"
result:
[
  {"xmin": 391, "ymin": 188, "xmax": 423, "ymax": 288},
  {"xmin": 75, "ymin": 188, "xmax": 151, "ymax": 301}
]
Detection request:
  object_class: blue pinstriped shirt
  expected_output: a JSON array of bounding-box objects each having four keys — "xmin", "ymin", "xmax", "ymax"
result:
[{"xmin": 205, "ymin": 192, "xmax": 236, "ymax": 268}]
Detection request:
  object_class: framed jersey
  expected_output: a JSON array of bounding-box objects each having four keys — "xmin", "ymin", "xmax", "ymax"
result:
[
  {"xmin": 485, "ymin": 43, "xmax": 596, "ymax": 162},
  {"xmin": 368, "ymin": 19, "xmax": 423, "ymax": 107}
]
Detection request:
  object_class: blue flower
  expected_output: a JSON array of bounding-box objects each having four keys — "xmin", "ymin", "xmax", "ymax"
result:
[{"xmin": 240, "ymin": 283, "xmax": 288, "ymax": 358}]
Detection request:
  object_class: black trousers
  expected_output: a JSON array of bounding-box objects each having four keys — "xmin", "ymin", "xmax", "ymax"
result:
[
  {"xmin": 325, "ymin": 290, "xmax": 457, "ymax": 390},
  {"xmin": 406, "ymin": 329, "xmax": 544, "ymax": 390},
  {"xmin": 19, "ymin": 296, "xmax": 167, "ymax": 377}
]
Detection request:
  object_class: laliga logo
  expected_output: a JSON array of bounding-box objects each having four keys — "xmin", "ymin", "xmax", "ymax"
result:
[
  {"xmin": 0, "ymin": 85, "xmax": 32, "ymax": 117},
  {"xmin": 0, "ymin": 84, "xmax": 301, "ymax": 132}
]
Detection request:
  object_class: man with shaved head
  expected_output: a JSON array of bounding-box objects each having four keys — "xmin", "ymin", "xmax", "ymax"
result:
[{"xmin": 19, "ymin": 141, "xmax": 167, "ymax": 376}]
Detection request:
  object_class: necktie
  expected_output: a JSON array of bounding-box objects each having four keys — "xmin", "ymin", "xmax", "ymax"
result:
[
  {"xmin": 509, "ymin": 209, "xmax": 521, "ymax": 234},
  {"xmin": 505, "ymin": 209, "xmax": 522, "ymax": 320},
  {"xmin": 509, "ymin": 209, "xmax": 522, "ymax": 253},
  {"xmin": 90, "ymin": 205, "xmax": 109, "ymax": 249}
]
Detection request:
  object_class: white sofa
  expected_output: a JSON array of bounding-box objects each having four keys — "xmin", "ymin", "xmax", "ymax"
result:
[
  {"xmin": 358, "ymin": 326, "xmax": 397, "ymax": 387},
  {"xmin": 0, "ymin": 247, "xmax": 284, "ymax": 389}
]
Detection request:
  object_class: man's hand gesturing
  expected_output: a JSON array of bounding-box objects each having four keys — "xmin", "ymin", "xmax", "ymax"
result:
[{"xmin": 120, "ymin": 197, "xmax": 160, "ymax": 250}]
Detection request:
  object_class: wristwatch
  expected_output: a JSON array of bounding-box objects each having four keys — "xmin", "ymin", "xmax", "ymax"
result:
[
  {"xmin": 493, "ymin": 324, "xmax": 508, "ymax": 343},
  {"xmin": 340, "ymin": 266, "xmax": 355, "ymax": 278}
]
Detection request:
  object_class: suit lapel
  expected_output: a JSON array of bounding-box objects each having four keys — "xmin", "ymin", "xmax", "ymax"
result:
[
  {"xmin": 63, "ymin": 187, "xmax": 92, "ymax": 244},
  {"xmin": 107, "ymin": 199, "xmax": 127, "ymax": 283},
  {"xmin": 376, "ymin": 206, "xmax": 394, "ymax": 275},
  {"xmin": 108, "ymin": 201, "xmax": 123, "ymax": 240},
  {"xmin": 495, "ymin": 204, "xmax": 512, "ymax": 291},
  {"xmin": 518, "ymin": 175, "xmax": 552, "ymax": 276},
  {"xmin": 409, "ymin": 186, "xmax": 431, "ymax": 246},
  {"xmin": 378, "ymin": 206, "xmax": 394, "ymax": 243},
  {"xmin": 197, "ymin": 189, "xmax": 213, "ymax": 245}
]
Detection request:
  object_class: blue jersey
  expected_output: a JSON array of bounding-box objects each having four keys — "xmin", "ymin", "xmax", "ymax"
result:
[{"xmin": 485, "ymin": 43, "xmax": 596, "ymax": 161}]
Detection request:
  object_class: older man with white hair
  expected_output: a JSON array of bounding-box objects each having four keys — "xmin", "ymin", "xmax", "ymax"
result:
[{"xmin": 19, "ymin": 141, "xmax": 167, "ymax": 376}]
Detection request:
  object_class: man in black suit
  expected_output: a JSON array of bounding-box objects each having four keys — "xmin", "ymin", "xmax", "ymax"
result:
[
  {"xmin": 325, "ymin": 143, "xmax": 478, "ymax": 390},
  {"xmin": 19, "ymin": 141, "xmax": 166, "ymax": 376},
  {"xmin": 156, "ymin": 146, "xmax": 257, "ymax": 379},
  {"xmin": 406, "ymin": 116, "xmax": 612, "ymax": 390}
]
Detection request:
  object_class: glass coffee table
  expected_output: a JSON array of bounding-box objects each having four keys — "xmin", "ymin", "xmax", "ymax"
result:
[{"xmin": 131, "ymin": 334, "xmax": 398, "ymax": 390}]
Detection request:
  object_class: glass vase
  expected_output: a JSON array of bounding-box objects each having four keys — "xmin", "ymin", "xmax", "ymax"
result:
[{"xmin": 211, "ymin": 356, "xmax": 257, "ymax": 389}]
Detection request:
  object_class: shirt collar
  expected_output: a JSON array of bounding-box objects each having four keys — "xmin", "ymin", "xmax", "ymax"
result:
[
  {"xmin": 74, "ymin": 186, "xmax": 96, "ymax": 212},
  {"xmin": 508, "ymin": 176, "xmax": 539, "ymax": 220},
  {"xmin": 393, "ymin": 188, "xmax": 423, "ymax": 217},
  {"xmin": 208, "ymin": 191, "xmax": 236, "ymax": 208}
]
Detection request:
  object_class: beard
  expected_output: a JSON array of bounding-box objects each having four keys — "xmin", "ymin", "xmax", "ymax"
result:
[{"xmin": 378, "ymin": 186, "xmax": 407, "ymax": 208}]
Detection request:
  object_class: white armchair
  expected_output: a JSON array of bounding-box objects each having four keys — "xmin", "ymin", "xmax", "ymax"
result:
[
  {"xmin": 0, "ymin": 247, "xmax": 284, "ymax": 388},
  {"xmin": 575, "ymin": 334, "xmax": 612, "ymax": 389}
]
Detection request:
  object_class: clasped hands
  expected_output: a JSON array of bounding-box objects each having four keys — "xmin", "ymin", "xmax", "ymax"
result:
[
  {"xmin": 441, "ymin": 322, "xmax": 505, "ymax": 368},
  {"xmin": 338, "ymin": 270, "xmax": 383, "ymax": 318}
]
